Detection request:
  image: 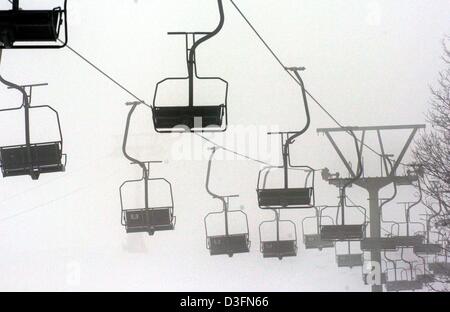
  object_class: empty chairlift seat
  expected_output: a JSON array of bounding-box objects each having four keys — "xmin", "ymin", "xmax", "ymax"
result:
[
  {"xmin": 257, "ymin": 163, "xmax": 316, "ymax": 209},
  {"xmin": 153, "ymin": 105, "xmax": 226, "ymax": 132},
  {"xmin": 303, "ymin": 234, "xmax": 334, "ymax": 250},
  {"xmin": 336, "ymin": 252, "xmax": 363, "ymax": 268},
  {"xmin": 321, "ymin": 224, "xmax": 366, "ymax": 241},
  {"xmin": 390, "ymin": 235, "xmax": 424, "ymax": 248},
  {"xmin": 203, "ymin": 147, "xmax": 251, "ymax": 257},
  {"xmin": 120, "ymin": 171, "xmax": 176, "ymax": 236},
  {"xmin": 0, "ymin": 142, "xmax": 64, "ymax": 178},
  {"xmin": 205, "ymin": 209, "xmax": 251, "ymax": 257},
  {"xmin": 302, "ymin": 214, "xmax": 335, "ymax": 250},
  {"xmin": 260, "ymin": 216, "xmax": 298, "ymax": 260},
  {"xmin": 0, "ymin": 83, "xmax": 66, "ymax": 180},
  {"xmin": 152, "ymin": 0, "xmax": 229, "ymax": 133},
  {"xmin": 124, "ymin": 208, "xmax": 175, "ymax": 234},
  {"xmin": 0, "ymin": 1, "xmax": 67, "ymax": 49},
  {"xmin": 360, "ymin": 237, "xmax": 398, "ymax": 252},
  {"xmin": 208, "ymin": 233, "xmax": 250, "ymax": 257},
  {"xmin": 413, "ymin": 244, "xmax": 442, "ymax": 255},
  {"xmin": 262, "ymin": 240, "xmax": 297, "ymax": 259},
  {"xmin": 257, "ymin": 187, "xmax": 314, "ymax": 208},
  {"xmin": 385, "ymin": 280, "xmax": 423, "ymax": 292}
]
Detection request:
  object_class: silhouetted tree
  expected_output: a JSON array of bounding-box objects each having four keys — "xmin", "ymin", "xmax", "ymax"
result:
[
  {"xmin": 414, "ymin": 37, "xmax": 450, "ymax": 216},
  {"xmin": 414, "ymin": 37, "xmax": 450, "ymax": 292}
]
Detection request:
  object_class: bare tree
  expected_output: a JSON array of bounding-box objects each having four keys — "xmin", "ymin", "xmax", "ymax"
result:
[
  {"xmin": 414, "ymin": 36, "xmax": 450, "ymax": 292},
  {"xmin": 414, "ymin": 36, "xmax": 450, "ymax": 216}
]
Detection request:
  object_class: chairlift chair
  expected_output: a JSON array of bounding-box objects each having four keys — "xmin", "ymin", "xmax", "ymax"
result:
[
  {"xmin": 385, "ymin": 268, "xmax": 424, "ymax": 291},
  {"xmin": 360, "ymin": 237, "xmax": 398, "ymax": 252},
  {"xmin": 152, "ymin": 0, "xmax": 228, "ymax": 133},
  {"xmin": 120, "ymin": 102, "xmax": 175, "ymax": 235},
  {"xmin": 257, "ymin": 67, "xmax": 315, "ymax": 209},
  {"xmin": 413, "ymin": 243, "xmax": 442, "ymax": 256},
  {"xmin": 384, "ymin": 258, "xmax": 424, "ymax": 292},
  {"xmin": 385, "ymin": 278, "xmax": 423, "ymax": 292},
  {"xmin": 302, "ymin": 206, "xmax": 334, "ymax": 250},
  {"xmin": 0, "ymin": 0, "xmax": 68, "ymax": 49},
  {"xmin": 387, "ymin": 248, "xmax": 426, "ymax": 291},
  {"xmin": 204, "ymin": 147, "xmax": 250, "ymax": 257},
  {"xmin": 320, "ymin": 131, "xmax": 367, "ymax": 241},
  {"xmin": 320, "ymin": 203, "xmax": 367, "ymax": 241},
  {"xmin": 0, "ymin": 80, "xmax": 66, "ymax": 180},
  {"xmin": 259, "ymin": 210, "xmax": 298, "ymax": 260},
  {"xmin": 386, "ymin": 198, "xmax": 427, "ymax": 249}
]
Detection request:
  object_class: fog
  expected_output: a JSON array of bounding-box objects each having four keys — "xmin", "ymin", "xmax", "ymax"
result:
[{"xmin": 0, "ymin": 0, "xmax": 449, "ymax": 291}]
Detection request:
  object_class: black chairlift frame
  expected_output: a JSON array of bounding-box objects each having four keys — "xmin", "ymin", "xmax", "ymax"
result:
[
  {"xmin": 257, "ymin": 67, "xmax": 315, "ymax": 209},
  {"xmin": 301, "ymin": 206, "xmax": 335, "ymax": 250},
  {"xmin": 152, "ymin": 0, "xmax": 228, "ymax": 133},
  {"xmin": 204, "ymin": 147, "xmax": 250, "ymax": 257},
  {"xmin": 0, "ymin": 77, "xmax": 66, "ymax": 180},
  {"xmin": 0, "ymin": 0, "xmax": 68, "ymax": 49},
  {"xmin": 259, "ymin": 209, "xmax": 298, "ymax": 260},
  {"xmin": 320, "ymin": 131, "xmax": 367, "ymax": 241},
  {"xmin": 120, "ymin": 102, "xmax": 175, "ymax": 235},
  {"xmin": 384, "ymin": 253, "xmax": 424, "ymax": 292}
]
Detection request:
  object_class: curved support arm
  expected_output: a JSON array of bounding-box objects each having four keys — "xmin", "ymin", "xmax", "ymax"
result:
[
  {"xmin": 205, "ymin": 147, "xmax": 232, "ymax": 213},
  {"xmin": 188, "ymin": 0, "xmax": 224, "ymax": 71},
  {"xmin": 0, "ymin": 73, "xmax": 33, "ymax": 175},
  {"xmin": 285, "ymin": 68, "xmax": 311, "ymax": 145},
  {"xmin": 379, "ymin": 158, "xmax": 400, "ymax": 235},
  {"xmin": 122, "ymin": 103, "xmax": 147, "ymax": 179},
  {"xmin": 122, "ymin": 103, "xmax": 150, "ymax": 210},
  {"xmin": 188, "ymin": 0, "xmax": 225, "ymax": 106},
  {"xmin": 405, "ymin": 179, "xmax": 423, "ymax": 236},
  {"xmin": 0, "ymin": 74, "xmax": 28, "ymax": 110}
]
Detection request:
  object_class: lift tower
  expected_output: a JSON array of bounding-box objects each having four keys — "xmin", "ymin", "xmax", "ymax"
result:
[{"xmin": 317, "ymin": 124, "xmax": 425, "ymax": 292}]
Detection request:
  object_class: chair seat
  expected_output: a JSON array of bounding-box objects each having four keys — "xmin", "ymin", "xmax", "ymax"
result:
[
  {"xmin": 153, "ymin": 105, "xmax": 225, "ymax": 131},
  {"xmin": 320, "ymin": 224, "xmax": 365, "ymax": 241},
  {"xmin": 125, "ymin": 208, "xmax": 174, "ymax": 234},
  {"xmin": 208, "ymin": 234, "xmax": 250, "ymax": 256},
  {"xmin": 360, "ymin": 238, "xmax": 398, "ymax": 251},
  {"xmin": 390, "ymin": 236, "xmax": 424, "ymax": 248},
  {"xmin": 0, "ymin": 10, "xmax": 61, "ymax": 47},
  {"xmin": 257, "ymin": 188, "xmax": 313, "ymax": 208},
  {"xmin": 262, "ymin": 240, "xmax": 297, "ymax": 259},
  {"xmin": 413, "ymin": 244, "xmax": 442, "ymax": 255},
  {"xmin": 303, "ymin": 234, "xmax": 334, "ymax": 250},
  {"xmin": 0, "ymin": 142, "xmax": 64, "ymax": 178},
  {"xmin": 386, "ymin": 280, "xmax": 423, "ymax": 292},
  {"xmin": 336, "ymin": 254, "xmax": 363, "ymax": 268}
]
